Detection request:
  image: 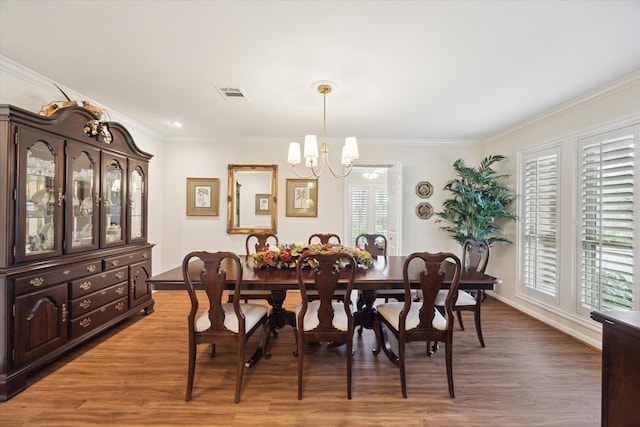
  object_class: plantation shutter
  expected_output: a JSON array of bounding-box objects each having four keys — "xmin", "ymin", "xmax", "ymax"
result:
[
  {"xmin": 350, "ymin": 187, "xmax": 368, "ymax": 241},
  {"xmin": 374, "ymin": 188, "xmax": 388, "ymax": 234},
  {"xmin": 522, "ymin": 147, "xmax": 559, "ymax": 299},
  {"xmin": 578, "ymin": 126, "xmax": 636, "ymax": 312}
]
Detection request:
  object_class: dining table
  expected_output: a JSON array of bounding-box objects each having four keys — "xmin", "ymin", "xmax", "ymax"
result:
[{"xmin": 148, "ymin": 255, "xmax": 500, "ymax": 366}]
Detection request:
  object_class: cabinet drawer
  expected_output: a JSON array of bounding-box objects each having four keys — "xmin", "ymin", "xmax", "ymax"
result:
[
  {"xmin": 70, "ymin": 296, "xmax": 129, "ymax": 338},
  {"xmin": 15, "ymin": 260, "xmax": 103, "ymax": 295},
  {"xmin": 69, "ymin": 282, "xmax": 128, "ymax": 318},
  {"xmin": 70, "ymin": 267, "xmax": 128, "ymax": 298},
  {"xmin": 103, "ymin": 250, "xmax": 151, "ymax": 271}
]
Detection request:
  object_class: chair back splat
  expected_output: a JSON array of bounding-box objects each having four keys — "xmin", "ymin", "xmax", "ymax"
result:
[
  {"xmin": 355, "ymin": 233, "xmax": 387, "ymax": 257},
  {"xmin": 246, "ymin": 232, "xmax": 279, "ymax": 256},
  {"xmin": 308, "ymin": 233, "xmax": 341, "ymax": 245},
  {"xmin": 463, "ymin": 239, "xmax": 490, "ymax": 273},
  {"xmin": 182, "ymin": 251, "xmax": 270, "ymax": 403}
]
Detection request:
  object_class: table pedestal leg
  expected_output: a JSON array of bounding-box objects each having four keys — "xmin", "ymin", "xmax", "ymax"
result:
[
  {"xmin": 356, "ymin": 290, "xmax": 378, "ymax": 334},
  {"xmin": 267, "ymin": 290, "xmax": 296, "ymax": 330},
  {"xmin": 246, "ymin": 290, "xmax": 296, "ymax": 367}
]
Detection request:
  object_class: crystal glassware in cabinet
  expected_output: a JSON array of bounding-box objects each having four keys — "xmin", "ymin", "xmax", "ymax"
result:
[{"xmin": 16, "ymin": 127, "xmax": 64, "ymax": 263}]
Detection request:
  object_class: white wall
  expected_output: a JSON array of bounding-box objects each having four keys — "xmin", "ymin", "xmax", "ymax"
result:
[
  {"xmin": 160, "ymin": 139, "xmax": 482, "ymax": 270},
  {"xmin": 483, "ymin": 72, "xmax": 640, "ymax": 348}
]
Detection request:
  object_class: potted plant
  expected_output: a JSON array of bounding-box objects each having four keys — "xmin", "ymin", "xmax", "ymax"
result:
[{"xmin": 435, "ymin": 154, "xmax": 516, "ymax": 247}]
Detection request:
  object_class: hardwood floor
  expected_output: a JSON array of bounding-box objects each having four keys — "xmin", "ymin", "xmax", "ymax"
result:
[{"xmin": 0, "ymin": 291, "xmax": 601, "ymax": 426}]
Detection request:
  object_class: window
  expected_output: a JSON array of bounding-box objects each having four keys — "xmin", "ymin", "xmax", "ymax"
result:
[
  {"xmin": 348, "ymin": 184, "xmax": 388, "ymax": 243},
  {"xmin": 578, "ymin": 125, "xmax": 638, "ymax": 313},
  {"xmin": 520, "ymin": 146, "xmax": 560, "ymax": 303},
  {"xmin": 350, "ymin": 187, "xmax": 368, "ymax": 240}
]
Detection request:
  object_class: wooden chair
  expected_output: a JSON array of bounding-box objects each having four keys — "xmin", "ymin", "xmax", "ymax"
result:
[
  {"xmin": 308, "ymin": 233, "xmax": 341, "ymax": 245},
  {"xmin": 373, "ymin": 251, "xmax": 462, "ymax": 398},
  {"xmin": 182, "ymin": 251, "xmax": 270, "ymax": 403},
  {"xmin": 294, "ymin": 251, "xmax": 357, "ymax": 400},
  {"xmin": 245, "ymin": 232, "xmax": 279, "ymax": 255},
  {"xmin": 355, "ymin": 233, "xmax": 401, "ymax": 301},
  {"xmin": 435, "ymin": 239, "xmax": 490, "ymax": 347},
  {"xmin": 354, "ymin": 233, "xmax": 396, "ymax": 334},
  {"xmin": 355, "ymin": 233, "xmax": 387, "ymax": 257},
  {"xmin": 228, "ymin": 233, "xmax": 280, "ymax": 304}
]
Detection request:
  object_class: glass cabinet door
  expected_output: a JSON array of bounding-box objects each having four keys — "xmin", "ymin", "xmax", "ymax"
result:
[
  {"xmin": 102, "ymin": 153, "xmax": 127, "ymax": 246},
  {"xmin": 66, "ymin": 142, "xmax": 100, "ymax": 253},
  {"xmin": 16, "ymin": 127, "xmax": 64, "ymax": 263},
  {"xmin": 129, "ymin": 160, "xmax": 147, "ymax": 242}
]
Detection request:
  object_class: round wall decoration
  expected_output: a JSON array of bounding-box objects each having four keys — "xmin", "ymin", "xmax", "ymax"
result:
[
  {"xmin": 416, "ymin": 181, "xmax": 433, "ymax": 198},
  {"xmin": 416, "ymin": 202, "xmax": 433, "ymax": 219}
]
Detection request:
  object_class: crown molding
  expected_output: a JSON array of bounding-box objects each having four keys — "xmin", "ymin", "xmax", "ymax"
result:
[
  {"xmin": 1, "ymin": 55, "xmax": 164, "ymax": 141},
  {"xmin": 484, "ymin": 70, "xmax": 640, "ymax": 143}
]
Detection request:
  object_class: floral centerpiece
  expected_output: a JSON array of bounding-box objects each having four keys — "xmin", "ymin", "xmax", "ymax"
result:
[{"xmin": 247, "ymin": 242, "xmax": 374, "ymax": 270}]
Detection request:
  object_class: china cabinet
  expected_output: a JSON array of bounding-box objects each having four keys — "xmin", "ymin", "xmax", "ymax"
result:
[{"xmin": 0, "ymin": 104, "xmax": 154, "ymax": 401}]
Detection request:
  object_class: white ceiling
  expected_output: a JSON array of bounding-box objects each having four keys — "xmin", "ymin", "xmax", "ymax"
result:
[{"xmin": 1, "ymin": 0, "xmax": 639, "ymax": 144}]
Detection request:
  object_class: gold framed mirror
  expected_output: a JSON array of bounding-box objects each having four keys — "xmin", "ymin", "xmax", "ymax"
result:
[{"xmin": 227, "ymin": 164, "xmax": 277, "ymax": 234}]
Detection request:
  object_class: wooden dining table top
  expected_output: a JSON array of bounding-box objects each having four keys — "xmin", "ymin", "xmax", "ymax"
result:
[{"xmin": 149, "ymin": 255, "xmax": 500, "ymax": 291}]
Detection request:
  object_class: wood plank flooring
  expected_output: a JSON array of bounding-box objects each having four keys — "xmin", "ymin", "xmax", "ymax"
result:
[{"xmin": 0, "ymin": 291, "xmax": 602, "ymax": 426}]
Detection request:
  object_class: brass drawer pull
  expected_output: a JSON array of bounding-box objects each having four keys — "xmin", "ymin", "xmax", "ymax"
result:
[
  {"xmin": 111, "ymin": 259, "xmax": 120, "ymax": 267},
  {"xmin": 63, "ymin": 270, "xmax": 71, "ymax": 275},
  {"xmin": 62, "ymin": 304, "xmax": 68, "ymax": 322},
  {"xmin": 142, "ymin": 252, "xmax": 149, "ymax": 259},
  {"xmin": 115, "ymin": 302, "xmax": 125, "ymax": 311},
  {"xmin": 87, "ymin": 264, "xmax": 97, "ymax": 272},
  {"xmin": 115, "ymin": 271, "xmax": 125, "ymax": 280},
  {"xmin": 80, "ymin": 318, "xmax": 91, "ymax": 328},
  {"xmin": 30, "ymin": 277, "xmax": 44, "ymax": 287},
  {"xmin": 100, "ymin": 290, "xmax": 107, "ymax": 295},
  {"xmin": 79, "ymin": 299, "xmax": 92, "ymax": 309},
  {"xmin": 80, "ymin": 281, "xmax": 92, "ymax": 291},
  {"xmin": 115, "ymin": 286, "xmax": 125, "ymax": 295}
]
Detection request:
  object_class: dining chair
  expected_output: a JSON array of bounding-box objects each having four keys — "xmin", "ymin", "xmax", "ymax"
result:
[
  {"xmin": 354, "ymin": 233, "xmax": 397, "ymax": 334},
  {"xmin": 246, "ymin": 232, "xmax": 279, "ymax": 255},
  {"xmin": 228, "ymin": 233, "xmax": 280, "ymax": 304},
  {"xmin": 182, "ymin": 251, "xmax": 270, "ymax": 403},
  {"xmin": 308, "ymin": 233, "xmax": 341, "ymax": 245},
  {"xmin": 373, "ymin": 251, "xmax": 462, "ymax": 398},
  {"xmin": 355, "ymin": 233, "xmax": 387, "ymax": 257},
  {"xmin": 294, "ymin": 251, "xmax": 357, "ymax": 400},
  {"xmin": 435, "ymin": 239, "xmax": 490, "ymax": 347},
  {"xmin": 355, "ymin": 233, "xmax": 401, "ymax": 302},
  {"xmin": 306, "ymin": 233, "xmax": 344, "ymax": 302}
]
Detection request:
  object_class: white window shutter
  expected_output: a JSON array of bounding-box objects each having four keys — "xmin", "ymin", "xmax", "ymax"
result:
[
  {"xmin": 578, "ymin": 126, "xmax": 636, "ymax": 312},
  {"xmin": 521, "ymin": 147, "xmax": 560, "ymax": 301}
]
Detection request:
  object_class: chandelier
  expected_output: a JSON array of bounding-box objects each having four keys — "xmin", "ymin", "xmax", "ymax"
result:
[{"xmin": 287, "ymin": 83, "xmax": 359, "ymax": 179}]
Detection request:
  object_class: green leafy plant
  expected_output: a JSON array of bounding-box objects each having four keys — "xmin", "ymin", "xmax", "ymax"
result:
[{"xmin": 435, "ymin": 154, "xmax": 516, "ymax": 246}]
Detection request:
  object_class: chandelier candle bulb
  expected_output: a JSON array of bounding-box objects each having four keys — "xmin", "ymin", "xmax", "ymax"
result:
[
  {"xmin": 342, "ymin": 137, "xmax": 359, "ymax": 164},
  {"xmin": 288, "ymin": 142, "xmax": 301, "ymax": 164},
  {"xmin": 303, "ymin": 135, "xmax": 319, "ymax": 159}
]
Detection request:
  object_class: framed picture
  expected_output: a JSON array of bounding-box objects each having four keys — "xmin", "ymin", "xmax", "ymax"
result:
[
  {"xmin": 255, "ymin": 193, "xmax": 271, "ymax": 215},
  {"xmin": 416, "ymin": 202, "xmax": 433, "ymax": 219},
  {"xmin": 416, "ymin": 181, "xmax": 433, "ymax": 198},
  {"xmin": 286, "ymin": 178, "xmax": 318, "ymax": 217},
  {"xmin": 186, "ymin": 178, "xmax": 220, "ymax": 216}
]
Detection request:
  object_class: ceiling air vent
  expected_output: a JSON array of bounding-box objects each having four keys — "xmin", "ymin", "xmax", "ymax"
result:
[{"xmin": 216, "ymin": 86, "xmax": 249, "ymax": 101}]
